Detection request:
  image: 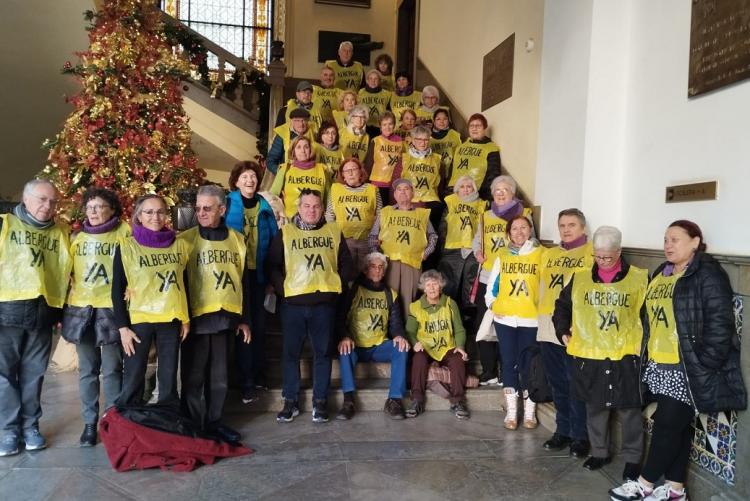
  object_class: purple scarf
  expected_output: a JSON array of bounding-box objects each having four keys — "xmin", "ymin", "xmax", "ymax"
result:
[
  {"xmin": 83, "ymin": 216, "xmax": 120, "ymax": 235},
  {"xmin": 491, "ymin": 199, "xmax": 523, "ymax": 221},
  {"xmin": 561, "ymin": 234, "xmax": 587, "ymax": 251},
  {"xmin": 395, "ymin": 86, "xmax": 414, "ymax": 97},
  {"xmin": 132, "ymin": 223, "xmax": 175, "ymax": 248},
  {"xmin": 293, "ymin": 159, "xmax": 316, "ymax": 169}
]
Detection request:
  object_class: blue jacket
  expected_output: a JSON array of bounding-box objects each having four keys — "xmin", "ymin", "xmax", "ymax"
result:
[{"xmin": 226, "ymin": 190, "xmax": 278, "ymax": 285}]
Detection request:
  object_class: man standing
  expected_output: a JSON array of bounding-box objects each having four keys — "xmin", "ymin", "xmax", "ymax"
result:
[
  {"xmin": 266, "ymin": 108, "xmax": 313, "ymax": 176},
  {"xmin": 276, "ymin": 81, "xmax": 323, "ymax": 134},
  {"xmin": 325, "ymin": 41, "xmax": 364, "ymax": 90},
  {"xmin": 0, "ymin": 179, "xmax": 71, "ymax": 456},
  {"xmin": 312, "ymin": 66, "xmax": 341, "ymax": 122}
]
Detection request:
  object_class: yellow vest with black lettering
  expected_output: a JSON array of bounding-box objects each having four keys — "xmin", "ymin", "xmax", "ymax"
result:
[
  {"xmin": 0, "ymin": 214, "xmax": 72, "ymax": 308},
  {"xmin": 370, "ymin": 136, "xmax": 402, "ymax": 184},
  {"xmin": 282, "ymin": 223, "xmax": 342, "ymax": 297},
  {"xmin": 449, "ymin": 140, "xmax": 500, "ymax": 188},
  {"xmin": 410, "ymin": 298, "xmax": 455, "ymax": 361},
  {"xmin": 182, "ymin": 226, "xmax": 246, "ymax": 318},
  {"xmin": 358, "ymin": 88, "xmax": 392, "ymax": 127},
  {"xmin": 491, "ymin": 246, "xmax": 543, "ymax": 319},
  {"xmin": 645, "ymin": 271, "xmax": 682, "ymax": 364},
  {"xmin": 401, "ymin": 152, "xmax": 442, "ymax": 202},
  {"xmin": 333, "ymin": 110, "xmax": 349, "ymax": 130},
  {"xmin": 339, "ymin": 128, "xmax": 369, "ymax": 161},
  {"xmin": 312, "ymin": 85, "xmax": 341, "ymax": 121},
  {"xmin": 325, "ymin": 60, "xmax": 364, "ymax": 90},
  {"xmin": 284, "ymin": 100, "xmax": 322, "ymax": 135},
  {"xmin": 331, "ymin": 183, "xmax": 377, "ymax": 240},
  {"xmin": 390, "ymin": 91, "xmax": 422, "ymax": 126},
  {"xmin": 538, "ymin": 242, "xmax": 594, "ymax": 315},
  {"xmin": 379, "ymin": 206, "xmax": 429, "ymax": 269},
  {"xmin": 279, "ymin": 163, "xmax": 329, "ymax": 218},
  {"xmin": 314, "ymin": 144, "xmax": 345, "ymax": 177},
  {"xmin": 480, "ymin": 208, "xmax": 533, "ymax": 272},
  {"xmin": 567, "ymin": 267, "xmax": 648, "ymax": 360},
  {"xmin": 272, "ymin": 124, "xmax": 314, "ymax": 160},
  {"xmin": 119, "ymin": 236, "xmax": 190, "ymax": 324},
  {"xmin": 67, "ymin": 222, "xmax": 131, "ymax": 308},
  {"xmin": 430, "ymin": 129, "xmax": 462, "ymax": 177},
  {"xmin": 347, "ymin": 286, "xmax": 395, "ymax": 348},
  {"xmin": 444, "ymin": 195, "xmax": 487, "ymax": 249},
  {"xmin": 242, "ymin": 204, "xmax": 260, "ymax": 269}
]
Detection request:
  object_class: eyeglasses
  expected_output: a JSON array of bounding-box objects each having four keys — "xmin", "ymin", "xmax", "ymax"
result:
[
  {"xmin": 342, "ymin": 168, "xmax": 359, "ymax": 174},
  {"xmin": 141, "ymin": 209, "xmax": 168, "ymax": 217},
  {"xmin": 29, "ymin": 192, "xmax": 59, "ymax": 206},
  {"xmin": 85, "ymin": 204, "xmax": 111, "ymax": 212},
  {"xmin": 351, "ymin": 115, "xmax": 366, "ymax": 119},
  {"xmin": 493, "ymin": 188, "xmax": 511, "ymax": 195},
  {"xmin": 593, "ymin": 255, "xmax": 618, "ymax": 263},
  {"xmin": 195, "ymin": 205, "xmax": 219, "ymax": 213}
]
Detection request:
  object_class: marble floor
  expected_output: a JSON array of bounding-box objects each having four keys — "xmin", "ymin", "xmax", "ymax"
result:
[{"xmin": 0, "ymin": 373, "xmax": 625, "ymax": 501}]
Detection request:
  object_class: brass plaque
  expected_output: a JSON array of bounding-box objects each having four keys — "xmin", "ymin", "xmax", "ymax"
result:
[
  {"xmin": 482, "ymin": 34, "xmax": 514, "ymax": 111},
  {"xmin": 688, "ymin": 0, "xmax": 750, "ymax": 97},
  {"xmin": 665, "ymin": 181, "xmax": 718, "ymax": 203}
]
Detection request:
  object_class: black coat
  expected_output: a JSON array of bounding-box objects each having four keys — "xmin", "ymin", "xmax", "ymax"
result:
[
  {"xmin": 647, "ymin": 253, "xmax": 746, "ymax": 413},
  {"xmin": 61, "ymin": 305, "xmax": 120, "ymax": 346}
]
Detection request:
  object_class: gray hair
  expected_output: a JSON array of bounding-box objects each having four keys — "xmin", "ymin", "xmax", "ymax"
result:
[
  {"xmin": 452, "ymin": 175, "xmax": 477, "ymax": 195},
  {"xmin": 348, "ymin": 104, "xmax": 369, "ymax": 122},
  {"xmin": 339, "ymin": 41, "xmax": 354, "ymax": 51},
  {"xmin": 490, "ymin": 175, "xmax": 517, "ymax": 196},
  {"xmin": 133, "ymin": 194, "xmax": 167, "ymax": 225},
  {"xmin": 363, "ymin": 251, "xmax": 388, "ymax": 271},
  {"xmin": 410, "ymin": 125, "xmax": 431, "ymax": 139},
  {"xmin": 22, "ymin": 178, "xmax": 56, "ymax": 198},
  {"xmin": 421, "ymin": 85, "xmax": 440, "ymax": 100},
  {"xmin": 592, "ymin": 226, "xmax": 622, "ymax": 251},
  {"xmin": 197, "ymin": 185, "xmax": 226, "ymax": 206},
  {"xmin": 417, "ymin": 269, "xmax": 447, "ymax": 291},
  {"xmin": 365, "ymin": 68, "xmax": 381, "ymax": 81}
]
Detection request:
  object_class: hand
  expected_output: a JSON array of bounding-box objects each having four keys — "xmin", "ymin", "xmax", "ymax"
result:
[
  {"xmin": 119, "ymin": 327, "xmax": 140, "ymax": 357},
  {"xmin": 454, "ymin": 347, "xmax": 469, "ymax": 361},
  {"xmin": 237, "ymin": 323, "xmax": 252, "ymax": 344},
  {"xmin": 562, "ymin": 334, "xmax": 571, "ymax": 346},
  {"xmin": 413, "ymin": 341, "xmax": 424, "ymax": 352},
  {"xmin": 264, "ymin": 284, "xmax": 275, "ymax": 295},
  {"xmin": 393, "ymin": 336, "xmax": 410, "ymax": 352},
  {"xmin": 180, "ymin": 322, "xmax": 190, "ymax": 342},
  {"xmin": 338, "ymin": 337, "xmax": 355, "ymax": 355},
  {"xmin": 474, "ymin": 250, "xmax": 485, "ymax": 264}
]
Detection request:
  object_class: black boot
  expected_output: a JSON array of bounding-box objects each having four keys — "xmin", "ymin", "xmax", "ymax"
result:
[{"xmin": 80, "ymin": 424, "xmax": 97, "ymax": 447}]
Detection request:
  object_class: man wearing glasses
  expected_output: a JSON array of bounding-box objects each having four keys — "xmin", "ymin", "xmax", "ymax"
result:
[{"xmin": 0, "ymin": 179, "xmax": 71, "ymax": 456}]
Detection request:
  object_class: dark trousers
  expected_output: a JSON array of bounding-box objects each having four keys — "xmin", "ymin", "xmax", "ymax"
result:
[
  {"xmin": 0, "ymin": 325, "xmax": 52, "ymax": 433},
  {"xmin": 76, "ymin": 324, "xmax": 122, "ymax": 425},
  {"xmin": 117, "ymin": 321, "xmax": 181, "ymax": 407},
  {"xmin": 495, "ymin": 323, "xmax": 537, "ymax": 390},
  {"xmin": 281, "ymin": 302, "xmax": 335, "ymax": 402},
  {"xmin": 586, "ymin": 404, "xmax": 643, "ymax": 462},
  {"xmin": 411, "ymin": 350, "xmax": 466, "ymax": 405},
  {"xmin": 423, "ymin": 200, "xmax": 444, "ymax": 270},
  {"xmin": 236, "ymin": 271, "xmax": 267, "ymax": 392},
  {"xmin": 181, "ymin": 331, "xmax": 229, "ymax": 428},
  {"xmin": 437, "ymin": 250, "xmax": 479, "ymax": 310},
  {"xmin": 641, "ymin": 395, "xmax": 695, "ymax": 483},
  {"xmin": 540, "ymin": 341, "xmax": 588, "ymax": 440},
  {"xmin": 473, "ymin": 281, "xmax": 500, "ymax": 377},
  {"xmin": 377, "ymin": 186, "xmax": 391, "ymax": 206}
]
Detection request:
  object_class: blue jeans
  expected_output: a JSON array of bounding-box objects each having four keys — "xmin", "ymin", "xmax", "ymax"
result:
[
  {"xmin": 281, "ymin": 302, "xmax": 335, "ymax": 402},
  {"xmin": 540, "ymin": 341, "xmax": 588, "ymax": 440},
  {"xmin": 339, "ymin": 340, "xmax": 408, "ymax": 399},
  {"xmin": 494, "ymin": 323, "xmax": 537, "ymax": 391}
]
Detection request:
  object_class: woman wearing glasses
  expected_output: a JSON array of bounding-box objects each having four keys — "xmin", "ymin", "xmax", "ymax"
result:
[
  {"xmin": 112, "ymin": 194, "xmax": 191, "ymax": 407},
  {"xmin": 62, "ymin": 188, "xmax": 129, "ymax": 446},
  {"xmin": 339, "ymin": 105, "xmax": 370, "ymax": 162}
]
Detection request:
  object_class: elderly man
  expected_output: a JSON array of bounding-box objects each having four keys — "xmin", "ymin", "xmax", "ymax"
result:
[
  {"xmin": 325, "ymin": 41, "xmax": 364, "ymax": 90},
  {"xmin": 268, "ymin": 189, "xmax": 355, "ymax": 423},
  {"xmin": 312, "ymin": 67, "xmax": 341, "ymax": 122},
  {"xmin": 336, "ymin": 252, "xmax": 409, "ymax": 420},
  {"xmin": 0, "ymin": 179, "xmax": 71, "ymax": 456},
  {"xmin": 266, "ymin": 107, "xmax": 313, "ymax": 176},
  {"xmin": 276, "ymin": 81, "xmax": 323, "ymax": 134},
  {"xmin": 180, "ymin": 185, "xmax": 251, "ymax": 444}
]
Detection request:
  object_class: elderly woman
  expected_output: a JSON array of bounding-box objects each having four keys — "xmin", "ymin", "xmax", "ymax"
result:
[
  {"xmin": 397, "ymin": 109, "xmax": 418, "ymax": 148},
  {"xmin": 486, "ymin": 215, "xmax": 543, "ymax": 430},
  {"xmin": 333, "ymin": 90, "xmax": 358, "ymax": 130},
  {"xmin": 390, "ymin": 72, "xmax": 421, "ymax": 128},
  {"xmin": 430, "ymin": 108, "xmax": 462, "ymax": 193},
  {"xmin": 472, "ymin": 175, "xmax": 534, "ymax": 384},
  {"xmin": 326, "ymin": 158, "xmax": 383, "ymax": 271},
  {"xmin": 415, "ymin": 85, "xmax": 446, "ymax": 125},
  {"xmin": 364, "ymin": 111, "xmax": 403, "ymax": 204},
  {"xmin": 339, "ymin": 104, "xmax": 370, "ymax": 161},
  {"xmin": 375, "ymin": 53, "xmax": 395, "ymax": 91},
  {"xmin": 358, "ymin": 69, "xmax": 392, "ymax": 137},
  {"xmin": 62, "ymin": 188, "xmax": 129, "ymax": 447},
  {"xmin": 271, "ymin": 135, "xmax": 330, "ymax": 219},
  {"xmin": 225, "ymin": 161, "xmax": 279, "ymax": 403},
  {"xmin": 553, "ymin": 226, "xmax": 647, "ymax": 478},
  {"xmin": 406, "ymin": 270, "xmax": 470, "ymax": 420},
  {"xmin": 402, "ymin": 125, "xmax": 444, "ymax": 234},
  {"xmin": 609, "ymin": 221, "xmax": 747, "ymax": 501},
  {"xmin": 449, "ymin": 113, "xmax": 501, "ymax": 200},
  {"xmin": 112, "ymin": 195, "xmax": 191, "ymax": 407},
  {"xmin": 314, "ymin": 120, "xmax": 344, "ymax": 177}
]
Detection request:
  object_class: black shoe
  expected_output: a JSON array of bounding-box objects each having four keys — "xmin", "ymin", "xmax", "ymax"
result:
[
  {"xmin": 542, "ymin": 433, "xmax": 571, "ymax": 451},
  {"xmin": 622, "ymin": 462, "xmax": 641, "ymax": 481},
  {"xmin": 336, "ymin": 400, "xmax": 355, "ymax": 420},
  {"xmin": 210, "ymin": 423, "xmax": 241, "ymax": 444},
  {"xmin": 276, "ymin": 400, "xmax": 300, "ymax": 423},
  {"xmin": 570, "ymin": 439, "xmax": 591, "ymax": 458},
  {"xmin": 478, "ymin": 372, "xmax": 499, "ymax": 386},
  {"xmin": 450, "ymin": 402, "xmax": 470, "ymax": 420},
  {"xmin": 312, "ymin": 399, "xmax": 329, "ymax": 423},
  {"xmin": 384, "ymin": 398, "xmax": 405, "ymax": 419},
  {"xmin": 79, "ymin": 424, "xmax": 97, "ymax": 447},
  {"xmin": 583, "ymin": 456, "xmax": 611, "ymax": 471},
  {"xmin": 405, "ymin": 400, "xmax": 424, "ymax": 418},
  {"xmin": 241, "ymin": 389, "xmax": 259, "ymax": 404}
]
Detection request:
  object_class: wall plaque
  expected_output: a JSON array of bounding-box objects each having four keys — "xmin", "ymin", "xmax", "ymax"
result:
[
  {"xmin": 482, "ymin": 33, "xmax": 514, "ymax": 111},
  {"xmin": 688, "ymin": 0, "xmax": 750, "ymax": 97},
  {"xmin": 665, "ymin": 181, "xmax": 718, "ymax": 203}
]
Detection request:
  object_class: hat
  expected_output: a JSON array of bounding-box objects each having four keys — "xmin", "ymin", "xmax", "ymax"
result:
[
  {"xmin": 289, "ymin": 108, "xmax": 310, "ymax": 120},
  {"xmin": 391, "ymin": 178, "xmax": 412, "ymax": 190},
  {"xmin": 296, "ymin": 80, "xmax": 313, "ymax": 92}
]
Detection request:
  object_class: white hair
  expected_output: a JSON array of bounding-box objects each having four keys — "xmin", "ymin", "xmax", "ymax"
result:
[
  {"xmin": 365, "ymin": 68, "xmax": 381, "ymax": 81},
  {"xmin": 197, "ymin": 185, "xmax": 226, "ymax": 206},
  {"xmin": 592, "ymin": 226, "xmax": 622, "ymax": 251},
  {"xmin": 490, "ymin": 175, "xmax": 517, "ymax": 195},
  {"xmin": 453, "ymin": 175, "xmax": 478, "ymax": 195},
  {"xmin": 410, "ymin": 125, "xmax": 431, "ymax": 139},
  {"xmin": 339, "ymin": 41, "xmax": 353, "ymax": 51},
  {"xmin": 363, "ymin": 252, "xmax": 388, "ymax": 271},
  {"xmin": 421, "ymin": 85, "xmax": 440, "ymax": 100},
  {"xmin": 23, "ymin": 179, "xmax": 56, "ymax": 198},
  {"xmin": 348, "ymin": 104, "xmax": 369, "ymax": 122},
  {"xmin": 418, "ymin": 270, "xmax": 447, "ymax": 290}
]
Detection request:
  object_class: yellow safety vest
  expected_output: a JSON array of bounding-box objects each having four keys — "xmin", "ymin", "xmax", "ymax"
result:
[
  {"xmin": 347, "ymin": 286, "xmax": 396, "ymax": 348},
  {"xmin": 567, "ymin": 266, "xmax": 648, "ymax": 360},
  {"xmin": 430, "ymin": 129, "xmax": 462, "ymax": 178},
  {"xmin": 390, "ymin": 91, "xmax": 422, "ymax": 126},
  {"xmin": 282, "ymin": 223, "xmax": 342, "ymax": 297},
  {"xmin": 415, "ymin": 106, "xmax": 449, "ymax": 124},
  {"xmin": 339, "ymin": 128, "xmax": 369, "ymax": 161},
  {"xmin": 242, "ymin": 204, "xmax": 260, "ymax": 269},
  {"xmin": 401, "ymin": 152, "xmax": 442, "ymax": 202},
  {"xmin": 119, "ymin": 235, "xmax": 190, "ymax": 324},
  {"xmin": 480, "ymin": 208, "xmax": 533, "ymax": 272},
  {"xmin": 272, "ymin": 124, "xmax": 314, "ymax": 161},
  {"xmin": 410, "ymin": 298, "xmax": 456, "ymax": 361},
  {"xmin": 538, "ymin": 242, "xmax": 594, "ymax": 315},
  {"xmin": 333, "ymin": 110, "xmax": 349, "ymax": 130},
  {"xmin": 645, "ymin": 271, "xmax": 682, "ymax": 364},
  {"xmin": 284, "ymin": 100, "xmax": 322, "ymax": 135},
  {"xmin": 491, "ymin": 246, "xmax": 543, "ymax": 319},
  {"xmin": 444, "ymin": 195, "xmax": 487, "ymax": 249},
  {"xmin": 182, "ymin": 226, "xmax": 246, "ymax": 318},
  {"xmin": 379, "ymin": 206, "xmax": 429, "ymax": 269},
  {"xmin": 278, "ymin": 162, "xmax": 329, "ymax": 218},
  {"xmin": 312, "ymin": 85, "xmax": 340, "ymax": 121},
  {"xmin": 325, "ymin": 59, "xmax": 364, "ymax": 90},
  {"xmin": 370, "ymin": 135, "xmax": 402, "ymax": 184},
  {"xmin": 0, "ymin": 214, "xmax": 71, "ymax": 308},
  {"xmin": 449, "ymin": 140, "xmax": 500, "ymax": 188},
  {"xmin": 314, "ymin": 144, "xmax": 345, "ymax": 177},
  {"xmin": 358, "ymin": 88, "xmax": 392, "ymax": 127},
  {"xmin": 330, "ymin": 183, "xmax": 378, "ymax": 240},
  {"xmin": 381, "ymin": 74, "xmax": 394, "ymax": 91},
  {"xmin": 67, "ymin": 222, "xmax": 131, "ymax": 308}
]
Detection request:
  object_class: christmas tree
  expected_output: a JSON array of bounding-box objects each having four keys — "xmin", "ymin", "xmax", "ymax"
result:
[{"xmin": 42, "ymin": 0, "xmax": 205, "ymax": 221}]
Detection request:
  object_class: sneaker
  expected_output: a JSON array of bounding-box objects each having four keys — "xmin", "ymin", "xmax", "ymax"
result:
[
  {"xmin": 405, "ymin": 400, "xmax": 424, "ymax": 418},
  {"xmin": 478, "ymin": 372, "xmax": 499, "ymax": 386},
  {"xmin": 336, "ymin": 400, "xmax": 355, "ymax": 421},
  {"xmin": 79, "ymin": 424, "xmax": 97, "ymax": 447},
  {"xmin": 383, "ymin": 398, "xmax": 405, "ymax": 419},
  {"xmin": 623, "ymin": 462, "xmax": 641, "ymax": 482},
  {"xmin": 609, "ymin": 480, "xmax": 653, "ymax": 501},
  {"xmin": 644, "ymin": 485, "xmax": 687, "ymax": 501},
  {"xmin": 450, "ymin": 402, "xmax": 470, "ymax": 420},
  {"xmin": 276, "ymin": 400, "xmax": 300, "ymax": 423},
  {"xmin": 0, "ymin": 433, "xmax": 19, "ymax": 457},
  {"xmin": 543, "ymin": 433, "xmax": 571, "ymax": 451},
  {"xmin": 312, "ymin": 400, "xmax": 329, "ymax": 423},
  {"xmin": 23, "ymin": 427, "xmax": 47, "ymax": 451},
  {"xmin": 241, "ymin": 389, "xmax": 259, "ymax": 404}
]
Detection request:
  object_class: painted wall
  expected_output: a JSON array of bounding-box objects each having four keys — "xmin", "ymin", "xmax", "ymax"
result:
[{"xmin": 417, "ymin": 0, "xmax": 545, "ymax": 201}]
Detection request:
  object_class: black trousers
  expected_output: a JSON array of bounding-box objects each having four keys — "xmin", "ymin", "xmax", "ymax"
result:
[
  {"xmin": 117, "ymin": 321, "xmax": 181, "ymax": 406},
  {"xmin": 641, "ymin": 395, "xmax": 695, "ymax": 484},
  {"xmin": 181, "ymin": 330, "xmax": 229, "ymax": 428},
  {"xmin": 473, "ymin": 281, "xmax": 501, "ymax": 377}
]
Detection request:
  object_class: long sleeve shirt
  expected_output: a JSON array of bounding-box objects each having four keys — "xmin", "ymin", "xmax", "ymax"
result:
[
  {"xmin": 405, "ymin": 295, "xmax": 466, "ymax": 349},
  {"xmin": 367, "ymin": 205, "xmax": 438, "ymax": 258}
]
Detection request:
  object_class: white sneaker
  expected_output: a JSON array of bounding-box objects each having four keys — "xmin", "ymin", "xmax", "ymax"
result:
[
  {"xmin": 644, "ymin": 484, "xmax": 687, "ymax": 501},
  {"xmin": 609, "ymin": 480, "xmax": 652, "ymax": 501}
]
